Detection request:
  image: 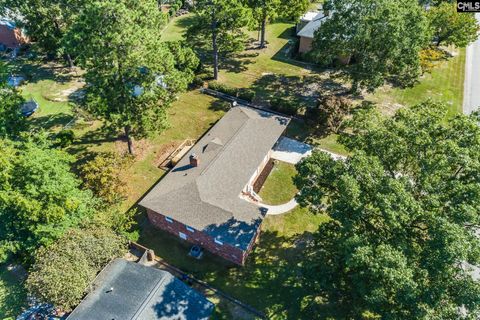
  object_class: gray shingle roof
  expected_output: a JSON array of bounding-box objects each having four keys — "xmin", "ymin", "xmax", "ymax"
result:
[
  {"xmin": 67, "ymin": 259, "xmax": 214, "ymax": 320},
  {"xmin": 139, "ymin": 106, "xmax": 290, "ymax": 250},
  {"xmin": 297, "ymin": 12, "xmax": 328, "ymax": 39}
]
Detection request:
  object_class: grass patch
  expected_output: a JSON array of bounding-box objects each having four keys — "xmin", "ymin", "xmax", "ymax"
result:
[
  {"xmin": 259, "ymin": 161, "xmax": 298, "ymax": 205},
  {"xmin": 367, "ymin": 47, "xmax": 466, "ymax": 117},
  {"xmin": 161, "ymin": 14, "xmax": 196, "ymax": 42},
  {"xmin": 0, "ymin": 264, "xmax": 27, "ymax": 319}
]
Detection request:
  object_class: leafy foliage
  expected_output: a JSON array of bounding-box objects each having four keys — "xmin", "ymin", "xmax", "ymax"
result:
[
  {"xmin": 64, "ymin": 0, "xmax": 190, "ymax": 154},
  {"xmin": 80, "ymin": 152, "xmax": 131, "ymax": 204},
  {"xmin": 312, "ymin": 0, "xmax": 429, "ymax": 92},
  {"xmin": 0, "ymin": 0, "xmax": 88, "ymax": 61},
  {"xmin": 0, "ymin": 86, "xmax": 27, "ymax": 138},
  {"xmin": 306, "ymin": 95, "xmax": 354, "ymax": 134},
  {"xmin": 186, "ymin": 0, "xmax": 251, "ymax": 79},
  {"xmin": 26, "ymin": 228, "xmax": 126, "ymax": 311},
  {"xmin": 0, "ymin": 138, "xmax": 97, "ymax": 262},
  {"xmin": 295, "ymin": 101, "xmax": 480, "ymax": 318},
  {"xmin": 428, "ymin": 2, "xmax": 479, "ymax": 47}
]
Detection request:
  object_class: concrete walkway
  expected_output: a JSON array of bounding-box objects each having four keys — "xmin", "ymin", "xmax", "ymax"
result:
[
  {"xmin": 463, "ymin": 13, "xmax": 480, "ymax": 115},
  {"xmin": 258, "ymin": 137, "xmax": 345, "ymax": 215}
]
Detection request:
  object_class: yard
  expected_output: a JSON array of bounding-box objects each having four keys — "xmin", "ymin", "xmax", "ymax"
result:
[
  {"xmin": 259, "ymin": 161, "xmax": 298, "ymax": 205},
  {"xmin": 2, "ymin": 8, "xmax": 468, "ymax": 319}
]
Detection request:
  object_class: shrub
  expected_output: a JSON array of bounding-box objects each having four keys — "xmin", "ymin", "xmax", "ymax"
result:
[
  {"xmin": 237, "ymin": 88, "xmax": 256, "ymax": 102},
  {"xmin": 80, "ymin": 152, "xmax": 131, "ymax": 204},
  {"xmin": 190, "ymin": 76, "xmax": 205, "ymax": 89},
  {"xmin": 270, "ymin": 96, "xmax": 298, "ymax": 116},
  {"xmin": 208, "ymin": 82, "xmax": 239, "ymax": 97},
  {"xmin": 55, "ymin": 129, "xmax": 75, "ymax": 147},
  {"xmin": 306, "ymin": 95, "xmax": 353, "ymax": 134}
]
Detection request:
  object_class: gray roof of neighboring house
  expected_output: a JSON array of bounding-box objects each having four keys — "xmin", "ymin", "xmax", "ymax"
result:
[
  {"xmin": 297, "ymin": 12, "xmax": 328, "ymax": 39},
  {"xmin": 139, "ymin": 106, "xmax": 290, "ymax": 250},
  {"xmin": 67, "ymin": 259, "xmax": 214, "ymax": 320}
]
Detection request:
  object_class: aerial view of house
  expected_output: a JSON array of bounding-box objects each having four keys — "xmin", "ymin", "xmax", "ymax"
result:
[
  {"xmin": 2, "ymin": 0, "xmax": 480, "ymax": 319},
  {"xmin": 140, "ymin": 106, "xmax": 290, "ymax": 265},
  {"xmin": 67, "ymin": 259, "xmax": 214, "ymax": 320}
]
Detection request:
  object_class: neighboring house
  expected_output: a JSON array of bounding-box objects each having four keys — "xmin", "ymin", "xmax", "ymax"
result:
[
  {"xmin": 296, "ymin": 11, "xmax": 329, "ymax": 54},
  {"xmin": 0, "ymin": 19, "xmax": 27, "ymax": 49},
  {"xmin": 140, "ymin": 106, "xmax": 290, "ymax": 265},
  {"xmin": 67, "ymin": 259, "xmax": 214, "ymax": 320}
]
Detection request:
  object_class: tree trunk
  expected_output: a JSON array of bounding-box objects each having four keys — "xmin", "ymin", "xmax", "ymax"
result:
[
  {"xmin": 124, "ymin": 126, "xmax": 135, "ymax": 155},
  {"xmin": 260, "ymin": 17, "xmax": 267, "ymax": 49},
  {"xmin": 212, "ymin": 21, "xmax": 219, "ymax": 80},
  {"xmin": 64, "ymin": 53, "xmax": 74, "ymax": 69}
]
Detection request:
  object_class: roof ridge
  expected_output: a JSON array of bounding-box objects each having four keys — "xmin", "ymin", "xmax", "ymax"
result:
[
  {"xmin": 199, "ymin": 108, "xmax": 250, "ymax": 177},
  {"xmin": 131, "ymin": 269, "xmax": 169, "ymax": 320}
]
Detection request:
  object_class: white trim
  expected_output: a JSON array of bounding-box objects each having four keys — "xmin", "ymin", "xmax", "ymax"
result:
[
  {"xmin": 214, "ymin": 239, "xmax": 223, "ymax": 246},
  {"xmin": 186, "ymin": 226, "xmax": 195, "ymax": 232},
  {"xmin": 179, "ymin": 232, "xmax": 187, "ymax": 240},
  {"xmin": 165, "ymin": 216, "xmax": 173, "ymax": 223}
]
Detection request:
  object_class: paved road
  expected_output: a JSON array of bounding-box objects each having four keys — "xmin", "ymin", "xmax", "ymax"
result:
[{"xmin": 463, "ymin": 13, "xmax": 480, "ymax": 115}]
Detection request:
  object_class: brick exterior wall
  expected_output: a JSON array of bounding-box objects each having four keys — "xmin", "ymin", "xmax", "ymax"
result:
[
  {"xmin": 0, "ymin": 26, "xmax": 27, "ymax": 48},
  {"xmin": 146, "ymin": 209, "xmax": 260, "ymax": 266},
  {"xmin": 298, "ymin": 36, "xmax": 313, "ymax": 54}
]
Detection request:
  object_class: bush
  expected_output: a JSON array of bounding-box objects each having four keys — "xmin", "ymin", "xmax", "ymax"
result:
[
  {"xmin": 306, "ymin": 95, "xmax": 353, "ymax": 134},
  {"xmin": 80, "ymin": 152, "xmax": 131, "ymax": 204},
  {"xmin": 270, "ymin": 96, "xmax": 298, "ymax": 116},
  {"xmin": 208, "ymin": 82, "xmax": 239, "ymax": 97},
  {"xmin": 190, "ymin": 76, "xmax": 205, "ymax": 89},
  {"xmin": 55, "ymin": 130, "xmax": 75, "ymax": 147},
  {"xmin": 237, "ymin": 88, "xmax": 256, "ymax": 102}
]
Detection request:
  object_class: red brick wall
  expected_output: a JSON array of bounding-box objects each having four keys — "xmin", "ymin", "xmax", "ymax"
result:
[
  {"xmin": 0, "ymin": 26, "xmax": 27, "ymax": 48},
  {"xmin": 146, "ymin": 209, "xmax": 259, "ymax": 266}
]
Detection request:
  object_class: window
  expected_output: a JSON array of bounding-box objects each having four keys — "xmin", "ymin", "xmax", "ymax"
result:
[
  {"xmin": 186, "ymin": 226, "xmax": 195, "ymax": 233},
  {"xmin": 165, "ymin": 216, "xmax": 173, "ymax": 223},
  {"xmin": 179, "ymin": 232, "xmax": 187, "ymax": 240},
  {"xmin": 214, "ymin": 239, "xmax": 223, "ymax": 246}
]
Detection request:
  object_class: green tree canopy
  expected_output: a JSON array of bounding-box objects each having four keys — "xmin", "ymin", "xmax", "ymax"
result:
[
  {"xmin": 295, "ymin": 102, "xmax": 480, "ymax": 318},
  {"xmin": 428, "ymin": 2, "xmax": 479, "ymax": 47},
  {"xmin": 0, "ymin": 0, "xmax": 88, "ymax": 64},
  {"xmin": 0, "ymin": 78, "xmax": 27, "ymax": 138},
  {"xmin": 186, "ymin": 0, "xmax": 251, "ymax": 79},
  {"xmin": 311, "ymin": 0, "xmax": 429, "ymax": 92},
  {"xmin": 64, "ymin": 0, "xmax": 190, "ymax": 154},
  {"xmin": 0, "ymin": 138, "xmax": 98, "ymax": 262},
  {"xmin": 26, "ymin": 227, "xmax": 126, "ymax": 311}
]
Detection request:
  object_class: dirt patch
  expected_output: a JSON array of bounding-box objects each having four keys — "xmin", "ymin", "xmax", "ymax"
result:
[
  {"xmin": 115, "ymin": 138, "xmax": 153, "ymax": 161},
  {"xmin": 153, "ymin": 141, "xmax": 182, "ymax": 167}
]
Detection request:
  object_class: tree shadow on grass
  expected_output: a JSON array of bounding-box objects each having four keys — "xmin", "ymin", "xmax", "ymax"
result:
[
  {"xmin": 219, "ymin": 52, "xmax": 257, "ymax": 74},
  {"xmin": 137, "ymin": 220, "xmax": 326, "ymax": 318},
  {"xmin": 10, "ymin": 57, "xmax": 77, "ymax": 85},
  {"xmin": 29, "ymin": 113, "xmax": 74, "ymax": 131},
  {"xmin": 250, "ymin": 74, "xmax": 348, "ymax": 110},
  {"xmin": 209, "ymin": 100, "xmax": 231, "ymax": 112}
]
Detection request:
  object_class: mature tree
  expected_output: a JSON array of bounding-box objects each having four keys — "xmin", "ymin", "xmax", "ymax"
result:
[
  {"xmin": 186, "ymin": 0, "xmax": 251, "ymax": 80},
  {"xmin": 279, "ymin": 0, "xmax": 310, "ymax": 21},
  {"xmin": 27, "ymin": 228, "xmax": 126, "ymax": 311},
  {"xmin": 0, "ymin": 0, "xmax": 88, "ymax": 65},
  {"xmin": 311, "ymin": 0, "xmax": 429, "ymax": 92},
  {"xmin": 295, "ymin": 102, "xmax": 480, "ymax": 318},
  {"xmin": 163, "ymin": 41, "xmax": 201, "ymax": 79},
  {"xmin": 0, "ymin": 138, "xmax": 97, "ymax": 262},
  {"xmin": 80, "ymin": 152, "xmax": 130, "ymax": 204},
  {"xmin": 247, "ymin": 0, "xmax": 280, "ymax": 48},
  {"xmin": 428, "ymin": 2, "xmax": 479, "ymax": 47},
  {"xmin": 64, "ymin": 0, "xmax": 190, "ymax": 155}
]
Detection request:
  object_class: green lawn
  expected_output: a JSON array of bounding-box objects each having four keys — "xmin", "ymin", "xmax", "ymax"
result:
[
  {"xmin": 161, "ymin": 14, "xmax": 195, "ymax": 42},
  {"xmin": 367, "ymin": 47, "xmax": 466, "ymax": 117},
  {"xmin": 259, "ymin": 161, "xmax": 298, "ymax": 205},
  {"xmin": 0, "ymin": 264, "xmax": 27, "ymax": 319}
]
